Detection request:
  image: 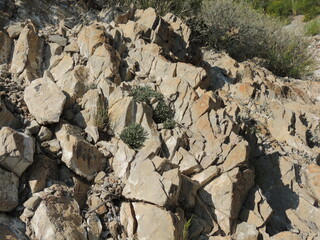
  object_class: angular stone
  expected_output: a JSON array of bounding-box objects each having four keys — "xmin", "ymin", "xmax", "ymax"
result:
[
  {"xmin": 24, "ymin": 77, "xmax": 66, "ymax": 124},
  {"xmin": 176, "ymin": 62, "xmax": 206, "ymax": 89},
  {"xmin": 173, "ymin": 147, "xmax": 201, "ymax": 175},
  {"xmin": 306, "ymin": 163, "xmax": 320, "ymax": 202},
  {"xmin": 192, "ymin": 166, "xmax": 220, "ymax": 188},
  {"xmin": 123, "ymin": 159, "xmax": 181, "ymax": 207},
  {"xmin": 112, "ymin": 140, "xmax": 136, "ymax": 179},
  {"xmin": 0, "ymin": 127, "xmax": 34, "ymax": 176},
  {"xmin": 78, "ymin": 24, "xmax": 106, "ymax": 58},
  {"xmin": 50, "ymin": 54, "xmax": 74, "ymax": 82},
  {"xmin": 179, "ymin": 175, "xmax": 198, "ymax": 209},
  {"xmin": 0, "ymin": 168, "xmax": 19, "ymax": 211},
  {"xmin": 55, "ymin": 123, "xmax": 106, "ymax": 181},
  {"xmin": 235, "ymin": 222, "xmax": 259, "ymax": 240},
  {"xmin": 48, "ymin": 34, "xmax": 67, "ymax": 46},
  {"xmin": 30, "ymin": 185, "xmax": 87, "ymax": 240},
  {"xmin": 120, "ymin": 202, "xmax": 136, "ymax": 239},
  {"xmin": 10, "ymin": 22, "xmax": 43, "ymax": 81},
  {"xmin": 222, "ymin": 140, "xmax": 250, "ymax": 172},
  {"xmin": 199, "ymin": 167, "xmax": 255, "ymax": 234},
  {"xmin": 87, "ymin": 213, "xmax": 102, "ymax": 240},
  {"xmin": 37, "ymin": 126, "xmax": 52, "ymax": 141},
  {"xmin": 132, "ymin": 202, "xmax": 184, "ymax": 240}
]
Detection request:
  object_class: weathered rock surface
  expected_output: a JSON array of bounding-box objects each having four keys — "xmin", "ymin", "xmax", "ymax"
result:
[
  {"xmin": 0, "ymin": 98, "xmax": 20, "ymax": 128},
  {"xmin": 55, "ymin": 122, "xmax": 106, "ymax": 181},
  {"xmin": 0, "ymin": 214, "xmax": 29, "ymax": 240},
  {"xmin": 0, "ymin": 127, "xmax": 34, "ymax": 176},
  {"xmin": 24, "ymin": 76, "xmax": 66, "ymax": 124},
  {"xmin": 0, "ymin": 167, "xmax": 19, "ymax": 211}
]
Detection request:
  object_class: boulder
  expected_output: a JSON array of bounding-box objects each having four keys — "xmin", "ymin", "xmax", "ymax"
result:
[
  {"xmin": 235, "ymin": 222, "xmax": 260, "ymax": 240},
  {"xmin": 123, "ymin": 158, "xmax": 181, "ymax": 207},
  {"xmin": 132, "ymin": 202, "xmax": 184, "ymax": 240},
  {"xmin": 0, "ymin": 167, "xmax": 19, "ymax": 211},
  {"xmin": 10, "ymin": 22, "xmax": 43, "ymax": 81},
  {"xmin": 0, "ymin": 127, "xmax": 34, "ymax": 176},
  {"xmin": 30, "ymin": 184, "xmax": 87, "ymax": 240},
  {"xmin": 24, "ymin": 77, "xmax": 66, "ymax": 124},
  {"xmin": 55, "ymin": 122, "xmax": 106, "ymax": 181}
]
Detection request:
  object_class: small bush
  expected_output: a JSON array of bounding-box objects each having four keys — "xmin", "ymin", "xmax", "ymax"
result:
[
  {"xmin": 153, "ymin": 100, "xmax": 174, "ymax": 124},
  {"xmin": 163, "ymin": 118, "xmax": 176, "ymax": 129},
  {"xmin": 129, "ymin": 86, "xmax": 163, "ymax": 104},
  {"xmin": 94, "ymin": 104, "xmax": 109, "ymax": 131},
  {"xmin": 197, "ymin": 0, "xmax": 313, "ymax": 78},
  {"xmin": 305, "ymin": 19, "xmax": 320, "ymax": 36},
  {"xmin": 120, "ymin": 123, "xmax": 148, "ymax": 149}
]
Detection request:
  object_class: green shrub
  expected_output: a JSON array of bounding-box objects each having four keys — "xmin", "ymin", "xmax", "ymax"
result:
[
  {"xmin": 129, "ymin": 86, "xmax": 163, "ymax": 104},
  {"xmin": 305, "ymin": 19, "xmax": 320, "ymax": 36},
  {"xmin": 153, "ymin": 100, "xmax": 174, "ymax": 124},
  {"xmin": 120, "ymin": 123, "xmax": 148, "ymax": 149},
  {"xmin": 94, "ymin": 104, "xmax": 109, "ymax": 131},
  {"xmin": 197, "ymin": 0, "xmax": 313, "ymax": 78},
  {"xmin": 163, "ymin": 118, "xmax": 176, "ymax": 129}
]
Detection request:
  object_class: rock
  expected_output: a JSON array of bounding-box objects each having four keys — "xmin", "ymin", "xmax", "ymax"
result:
[
  {"xmin": 0, "ymin": 167, "xmax": 19, "ymax": 211},
  {"xmin": 78, "ymin": 24, "xmax": 106, "ymax": 58},
  {"xmin": 132, "ymin": 202, "xmax": 184, "ymax": 240},
  {"xmin": 112, "ymin": 140, "xmax": 136, "ymax": 179},
  {"xmin": 25, "ymin": 120, "xmax": 40, "ymax": 135},
  {"xmin": 305, "ymin": 163, "xmax": 320, "ymax": 202},
  {"xmin": 235, "ymin": 222, "xmax": 260, "ymax": 240},
  {"xmin": 50, "ymin": 53, "xmax": 74, "ymax": 82},
  {"xmin": 87, "ymin": 213, "xmax": 102, "ymax": 240},
  {"xmin": 222, "ymin": 140, "xmax": 250, "ymax": 171},
  {"xmin": 48, "ymin": 34, "xmax": 67, "ymax": 46},
  {"xmin": 55, "ymin": 122, "xmax": 106, "ymax": 181},
  {"xmin": 123, "ymin": 158, "xmax": 181, "ymax": 207},
  {"xmin": 24, "ymin": 76, "xmax": 66, "ymax": 124},
  {"xmin": 23, "ymin": 195, "xmax": 41, "ymax": 210},
  {"xmin": 6, "ymin": 23, "xmax": 24, "ymax": 38},
  {"xmin": 37, "ymin": 126, "xmax": 52, "ymax": 141},
  {"xmin": 30, "ymin": 184, "xmax": 87, "ymax": 240},
  {"xmin": 199, "ymin": 167, "xmax": 255, "ymax": 234},
  {"xmin": 271, "ymin": 231, "xmax": 302, "ymax": 240},
  {"xmin": 0, "ymin": 98, "xmax": 20, "ymax": 128},
  {"xmin": 179, "ymin": 175, "xmax": 198, "ymax": 209},
  {"xmin": 0, "ymin": 31, "xmax": 11, "ymax": 64},
  {"xmin": 28, "ymin": 154, "xmax": 58, "ymax": 193},
  {"xmin": 0, "ymin": 127, "xmax": 34, "ymax": 176},
  {"xmin": 0, "ymin": 214, "xmax": 29, "ymax": 240},
  {"xmin": 192, "ymin": 166, "xmax": 220, "ymax": 188},
  {"xmin": 120, "ymin": 202, "xmax": 136, "ymax": 239},
  {"xmin": 173, "ymin": 147, "xmax": 201, "ymax": 175},
  {"xmin": 10, "ymin": 22, "xmax": 43, "ymax": 81}
]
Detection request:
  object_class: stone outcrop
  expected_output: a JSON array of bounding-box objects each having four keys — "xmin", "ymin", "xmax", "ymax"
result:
[{"xmin": 0, "ymin": 2, "xmax": 320, "ymax": 240}]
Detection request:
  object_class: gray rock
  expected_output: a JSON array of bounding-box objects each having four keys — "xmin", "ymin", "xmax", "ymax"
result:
[
  {"xmin": 0, "ymin": 167, "xmax": 19, "ymax": 211},
  {"xmin": 48, "ymin": 34, "xmax": 67, "ymax": 46}
]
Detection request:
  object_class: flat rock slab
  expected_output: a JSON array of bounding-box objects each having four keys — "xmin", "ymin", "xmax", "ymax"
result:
[
  {"xmin": 0, "ymin": 127, "xmax": 34, "ymax": 176},
  {"xmin": 24, "ymin": 77, "xmax": 66, "ymax": 124}
]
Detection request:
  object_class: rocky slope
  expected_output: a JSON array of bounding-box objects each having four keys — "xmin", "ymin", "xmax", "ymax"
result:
[{"xmin": 1, "ymin": 1, "xmax": 320, "ymax": 240}]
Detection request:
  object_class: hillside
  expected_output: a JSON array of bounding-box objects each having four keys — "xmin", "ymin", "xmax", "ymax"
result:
[{"xmin": 0, "ymin": 1, "xmax": 320, "ymax": 240}]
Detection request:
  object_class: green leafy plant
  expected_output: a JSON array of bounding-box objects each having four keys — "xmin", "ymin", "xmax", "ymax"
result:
[
  {"xmin": 182, "ymin": 216, "xmax": 193, "ymax": 240},
  {"xmin": 305, "ymin": 19, "xmax": 320, "ymax": 36},
  {"xmin": 196, "ymin": 0, "xmax": 313, "ymax": 78},
  {"xmin": 120, "ymin": 123, "xmax": 148, "ymax": 149},
  {"xmin": 129, "ymin": 86, "xmax": 163, "ymax": 104},
  {"xmin": 163, "ymin": 118, "xmax": 176, "ymax": 129},
  {"xmin": 153, "ymin": 100, "xmax": 174, "ymax": 124},
  {"xmin": 94, "ymin": 104, "xmax": 109, "ymax": 131}
]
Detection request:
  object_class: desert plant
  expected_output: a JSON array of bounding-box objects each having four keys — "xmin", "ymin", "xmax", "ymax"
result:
[
  {"xmin": 163, "ymin": 118, "xmax": 176, "ymax": 129},
  {"xmin": 153, "ymin": 99, "xmax": 174, "ymax": 124},
  {"xmin": 305, "ymin": 19, "xmax": 320, "ymax": 36},
  {"xmin": 182, "ymin": 217, "xmax": 193, "ymax": 240},
  {"xmin": 129, "ymin": 86, "xmax": 163, "ymax": 104},
  {"xmin": 120, "ymin": 123, "xmax": 148, "ymax": 149},
  {"xmin": 94, "ymin": 104, "xmax": 109, "ymax": 131},
  {"xmin": 197, "ymin": 0, "xmax": 313, "ymax": 78}
]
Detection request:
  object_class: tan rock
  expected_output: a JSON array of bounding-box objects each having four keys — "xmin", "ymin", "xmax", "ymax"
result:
[
  {"xmin": 10, "ymin": 22, "xmax": 43, "ymax": 81},
  {"xmin": 50, "ymin": 53, "xmax": 74, "ymax": 82},
  {"xmin": 192, "ymin": 166, "xmax": 220, "ymax": 188},
  {"xmin": 173, "ymin": 147, "xmax": 201, "ymax": 175},
  {"xmin": 305, "ymin": 163, "xmax": 320, "ymax": 202},
  {"xmin": 271, "ymin": 231, "xmax": 302, "ymax": 240},
  {"xmin": 87, "ymin": 213, "xmax": 102, "ymax": 240},
  {"xmin": 132, "ymin": 202, "xmax": 184, "ymax": 240},
  {"xmin": 0, "ymin": 127, "xmax": 34, "ymax": 176},
  {"xmin": 0, "ymin": 168, "xmax": 19, "ymax": 211},
  {"xmin": 112, "ymin": 140, "xmax": 136, "ymax": 179},
  {"xmin": 199, "ymin": 167, "xmax": 254, "ymax": 234},
  {"xmin": 78, "ymin": 24, "xmax": 106, "ymax": 58},
  {"xmin": 235, "ymin": 222, "xmax": 259, "ymax": 240},
  {"xmin": 176, "ymin": 62, "xmax": 206, "ymax": 89},
  {"xmin": 55, "ymin": 123, "xmax": 106, "ymax": 181},
  {"xmin": 222, "ymin": 140, "xmax": 249, "ymax": 172},
  {"xmin": 31, "ymin": 185, "xmax": 87, "ymax": 240},
  {"xmin": 120, "ymin": 202, "xmax": 136, "ymax": 240},
  {"xmin": 24, "ymin": 77, "xmax": 66, "ymax": 124},
  {"xmin": 123, "ymin": 159, "xmax": 181, "ymax": 207}
]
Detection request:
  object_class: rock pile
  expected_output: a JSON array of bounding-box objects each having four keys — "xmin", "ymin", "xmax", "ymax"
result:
[{"xmin": 0, "ymin": 1, "xmax": 320, "ymax": 240}]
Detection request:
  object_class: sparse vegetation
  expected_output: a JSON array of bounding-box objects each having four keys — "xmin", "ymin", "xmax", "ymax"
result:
[
  {"xmin": 129, "ymin": 86, "xmax": 163, "ymax": 104},
  {"xmin": 196, "ymin": 0, "xmax": 313, "ymax": 78},
  {"xmin": 182, "ymin": 217, "xmax": 193, "ymax": 240},
  {"xmin": 163, "ymin": 118, "xmax": 176, "ymax": 129},
  {"xmin": 120, "ymin": 123, "xmax": 148, "ymax": 149},
  {"xmin": 305, "ymin": 19, "xmax": 320, "ymax": 36},
  {"xmin": 153, "ymin": 100, "xmax": 174, "ymax": 124},
  {"xmin": 94, "ymin": 104, "xmax": 109, "ymax": 131}
]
